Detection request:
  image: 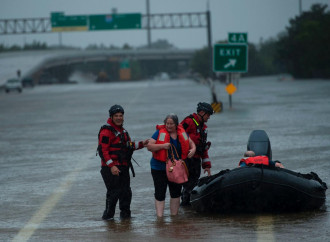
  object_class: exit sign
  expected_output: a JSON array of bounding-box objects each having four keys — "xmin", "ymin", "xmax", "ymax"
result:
[
  {"xmin": 213, "ymin": 44, "xmax": 248, "ymax": 73},
  {"xmin": 228, "ymin": 33, "xmax": 248, "ymax": 44}
]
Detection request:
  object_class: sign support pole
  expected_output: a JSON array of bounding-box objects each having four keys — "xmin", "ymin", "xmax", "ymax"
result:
[
  {"xmin": 206, "ymin": 9, "xmax": 213, "ymax": 79},
  {"xmin": 229, "ymin": 73, "xmax": 232, "ymax": 108},
  {"xmin": 146, "ymin": 0, "xmax": 151, "ymax": 48},
  {"xmin": 58, "ymin": 32, "xmax": 62, "ymax": 46}
]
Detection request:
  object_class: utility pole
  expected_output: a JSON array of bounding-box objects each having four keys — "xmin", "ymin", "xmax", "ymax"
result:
[
  {"xmin": 146, "ymin": 0, "xmax": 151, "ymax": 48},
  {"xmin": 299, "ymin": 0, "xmax": 302, "ymax": 15},
  {"xmin": 206, "ymin": 0, "xmax": 213, "ymax": 79}
]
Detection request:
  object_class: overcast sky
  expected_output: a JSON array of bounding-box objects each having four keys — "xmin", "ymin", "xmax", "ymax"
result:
[{"xmin": 1, "ymin": 0, "xmax": 329, "ymax": 49}]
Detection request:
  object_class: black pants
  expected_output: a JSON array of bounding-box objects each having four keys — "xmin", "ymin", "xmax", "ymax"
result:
[
  {"xmin": 101, "ymin": 165, "xmax": 132, "ymax": 218},
  {"xmin": 181, "ymin": 157, "xmax": 201, "ymax": 204},
  {"xmin": 151, "ymin": 169, "xmax": 182, "ymax": 201}
]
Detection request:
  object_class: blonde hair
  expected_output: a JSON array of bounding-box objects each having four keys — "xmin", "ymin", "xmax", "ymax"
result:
[{"xmin": 244, "ymin": 151, "xmax": 255, "ymax": 157}]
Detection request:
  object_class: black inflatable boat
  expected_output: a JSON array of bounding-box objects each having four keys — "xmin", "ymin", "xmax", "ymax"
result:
[{"xmin": 190, "ymin": 130, "xmax": 327, "ymax": 213}]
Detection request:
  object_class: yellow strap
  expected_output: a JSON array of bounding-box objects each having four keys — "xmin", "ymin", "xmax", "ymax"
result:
[{"xmin": 192, "ymin": 118, "xmax": 199, "ymax": 126}]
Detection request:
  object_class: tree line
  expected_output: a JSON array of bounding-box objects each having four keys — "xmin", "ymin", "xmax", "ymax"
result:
[{"xmin": 191, "ymin": 4, "xmax": 330, "ymax": 79}]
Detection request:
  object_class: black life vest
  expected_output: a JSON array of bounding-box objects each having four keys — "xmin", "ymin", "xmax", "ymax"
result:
[{"xmin": 97, "ymin": 124, "xmax": 135, "ymax": 176}]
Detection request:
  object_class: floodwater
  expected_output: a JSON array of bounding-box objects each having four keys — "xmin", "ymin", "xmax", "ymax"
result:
[{"xmin": 0, "ymin": 76, "xmax": 329, "ymax": 241}]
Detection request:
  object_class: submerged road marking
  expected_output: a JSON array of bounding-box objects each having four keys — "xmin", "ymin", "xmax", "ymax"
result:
[
  {"xmin": 256, "ymin": 215, "xmax": 275, "ymax": 242},
  {"xmin": 12, "ymin": 165, "xmax": 86, "ymax": 242}
]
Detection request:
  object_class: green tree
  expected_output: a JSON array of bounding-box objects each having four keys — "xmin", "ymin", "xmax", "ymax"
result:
[
  {"xmin": 246, "ymin": 39, "xmax": 283, "ymax": 76},
  {"xmin": 138, "ymin": 39, "xmax": 176, "ymax": 49},
  {"xmin": 276, "ymin": 4, "xmax": 330, "ymax": 78},
  {"xmin": 258, "ymin": 38, "xmax": 283, "ymax": 74},
  {"xmin": 23, "ymin": 40, "xmax": 47, "ymax": 50},
  {"xmin": 190, "ymin": 46, "xmax": 209, "ymax": 78},
  {"xmin": 122, "ymin": 43, "xmax": 132, "ymax": 49}
]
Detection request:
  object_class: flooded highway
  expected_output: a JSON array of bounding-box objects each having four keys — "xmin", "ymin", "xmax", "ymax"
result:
[{"xmin": 0, "ymin": 76, "xmax": 329, "ymax": 241}]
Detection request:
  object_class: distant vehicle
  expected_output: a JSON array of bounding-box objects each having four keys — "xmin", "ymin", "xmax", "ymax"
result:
[
  {"xmin": 21, "ymin": 77, "xmax": 34, "ymax": 87},
  {"xmin": 160, "ymin": 72, "xmax": 170, "ymax": 80},
  {"xmin": 154, "ymin": 72, "xmax": 170, "ymax": 80},
  {"xmin": 39, "ymin": 73, "xmax": 58, "ymax": 84},
  {"xmin": 278, "ymin": 73, "xmax": 294, "ymax": 81},
  {"xmin": 5, "ymin": 78, "xmax": 22, "ymax": 93}
]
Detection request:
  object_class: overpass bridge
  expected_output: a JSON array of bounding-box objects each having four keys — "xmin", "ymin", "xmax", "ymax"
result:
[{"xmin": 23, "ymin": 48, "xmax": 196, "ymax": 83}]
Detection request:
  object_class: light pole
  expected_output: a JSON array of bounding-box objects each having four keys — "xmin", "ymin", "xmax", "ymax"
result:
[
  {"xmin": 146, "ymin": 0, "xmax": 151, "ymax": 48},
  {"xmin": 206, "ymin": 0, "xmax": 213, "ymax": 79}
]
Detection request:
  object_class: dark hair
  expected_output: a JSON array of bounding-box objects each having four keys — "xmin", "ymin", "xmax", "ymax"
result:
[{"xmin": 164, "ymin": 113, "xmax": 179, "ymax": 126}]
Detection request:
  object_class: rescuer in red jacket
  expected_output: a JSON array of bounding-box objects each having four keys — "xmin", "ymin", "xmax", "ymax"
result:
[
  {"xmin": 98, "ymin": 104, "xmax": 148, "ymax": 220},
  {"xmin": 180, "ymin": 102, "xmax": 214, "ymax": 206}
]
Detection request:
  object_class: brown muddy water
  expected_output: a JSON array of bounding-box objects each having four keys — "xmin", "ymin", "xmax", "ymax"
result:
[{"xmin": 0, "ymin": 76, "xmax": 329, "ymax": 241}]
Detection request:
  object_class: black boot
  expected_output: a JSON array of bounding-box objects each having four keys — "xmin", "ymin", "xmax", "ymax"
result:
[
  {"xmin": 120, "ymin": 209, "xmax": 131, "ymax": 219},
  {"xmin": 180, "ymin": 189, "xmax": 191, "ymax": 206},
  {"xmin": 102, "ymin": 198, "xmax": 115, "ymax": 220},
  {"xmin": 119, "ymin": 186, "xmax": 132, "ymax": 219}
]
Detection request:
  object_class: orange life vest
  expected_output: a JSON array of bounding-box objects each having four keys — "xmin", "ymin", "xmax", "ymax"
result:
[
  {"xmin": 153, "ymin": 124, "xmax": 190, "ymax": 162},
  {"xmin": 239, "ymin": 156, "xmax": 270, "ymax": 166}
]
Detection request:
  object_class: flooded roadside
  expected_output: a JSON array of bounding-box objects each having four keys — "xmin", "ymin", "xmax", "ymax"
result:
[{"xmin": 0, "ymin": 76, "xmax": 329, "ymax": 241}]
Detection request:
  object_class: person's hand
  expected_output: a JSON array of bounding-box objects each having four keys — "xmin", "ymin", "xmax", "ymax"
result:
[
  {"xmin": 204, "ymin": 168, "xmax": 211, "ymax": 176},
  {"xmin": 143, "ymin": 139, "xmax": 149, "ymax": 147},
  {"xmin": 111, "ymin": 166, "xmax": 120, "ymax": 176},
  {"xmin": 163, "ymin": 143, "xmax": 171, "ymax": 150},
  {"xmin": 187, "ymin": 148, "xmax": 195, "ymax": 158},
  {"xmin": 275, "ymin": 162, "xmax": 284, "ymax": 168}
]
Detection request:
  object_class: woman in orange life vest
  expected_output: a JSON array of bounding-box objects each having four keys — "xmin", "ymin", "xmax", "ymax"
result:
[
  {"xmin": 147, "ymin": 113, "xmax": 196, "ymax": 217},
  {"xmin": 239, "ymin": 150, "xmax": 284, "ymax": 168}
]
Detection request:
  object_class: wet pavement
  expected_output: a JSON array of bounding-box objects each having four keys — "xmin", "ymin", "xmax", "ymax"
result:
[{"xmin": 0, "ymin": 76, "xmax": 329, "ymax": 241}]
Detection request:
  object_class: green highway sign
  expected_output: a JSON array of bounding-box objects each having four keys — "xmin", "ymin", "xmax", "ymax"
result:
[
  {"xmin": 213, "ymin": 44, "xmax": 248, "ymax": 73},
  {"xmin": 51, "ymin": 12, "xmax": 88, "ymax": 32},
  {"xmin": 50, "ymin": 12, "xmax": 141, "ymax": 32},
  {"xmin": 89, "ymin": 13, "xmax": 141, "ymax": 30},
  {"xmin": 120, "ymin": 60, "xmax": 130, "ymax": 69},
  {"xmin": 228, "ymin": 32, "xmax": 248, "ymax": 44}
]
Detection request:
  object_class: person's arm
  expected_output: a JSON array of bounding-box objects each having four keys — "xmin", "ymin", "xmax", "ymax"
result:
[
  {"xmin": 202, "ymin": 152, "xmax": 212, "ymax": 176},
  {"xmin": 147, "ymin": 138, "xmax": 171, "ymax": 152},
  {"xmin": 99, "ymin": 129, "xmax": 120, "ymax": 176},
  {"xmin": 274, "ymin": 160, "xmax": 284, "ymax": 168},
  {"xmin": 187, "ymin": 137, "xmax": 196, "ymax": 158},
  {"xmin": 99, "ymin": 129, "xmax": 114, "ymax": 167},
  {"xmin": 132, "ymin": 139, "xmax": 149, "ymax": 150}
]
